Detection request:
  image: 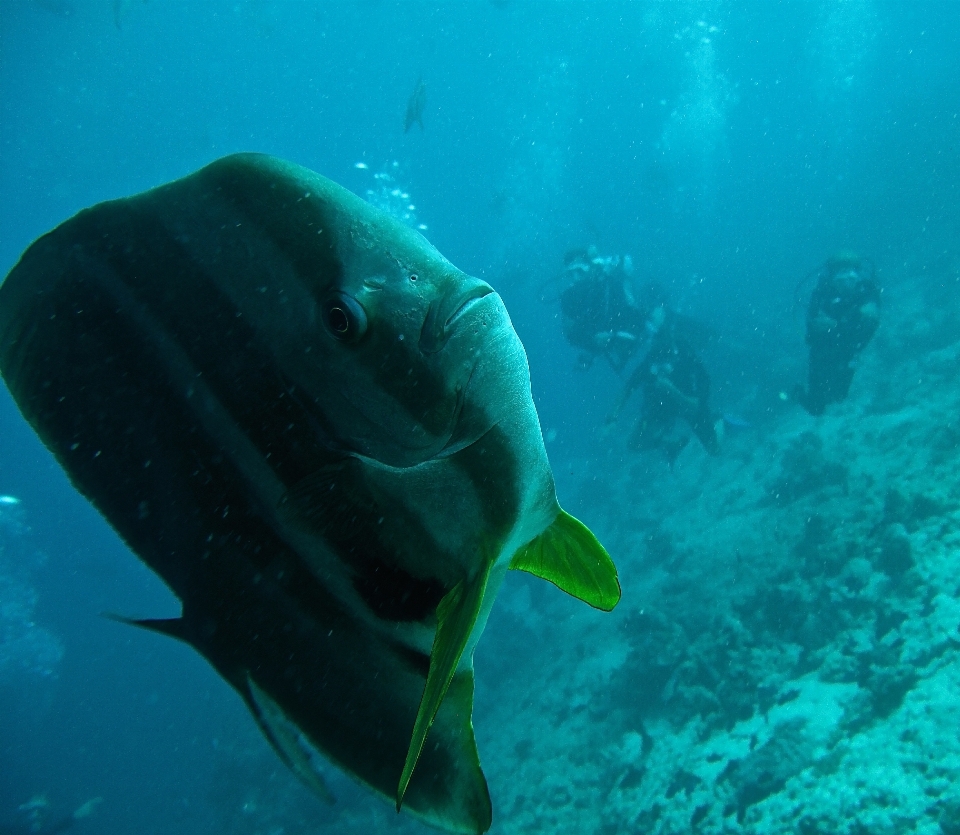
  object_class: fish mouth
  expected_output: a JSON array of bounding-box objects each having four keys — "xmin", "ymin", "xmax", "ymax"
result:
[
  {"xmin": 419, "ymin": 279, "xmax": 495, "ymax": 354},
  {"xmin": 444, "ymin": 284, "xmax": 494, "ymax": 330}
]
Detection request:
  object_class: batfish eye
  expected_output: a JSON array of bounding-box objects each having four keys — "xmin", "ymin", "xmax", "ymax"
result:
[
  {"xmin": 409, "ymin": 273, "xmax": 418, "ymax": 282},
  {"xmin": 323, "ymin": 293, "xmax": 367, "ymax": 343}
]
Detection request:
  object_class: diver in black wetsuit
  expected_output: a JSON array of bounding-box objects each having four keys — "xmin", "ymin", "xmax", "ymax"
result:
[
  {"xmin": 608, "ymin": 311, "xmax": 720, "ymax": 463},
  {"xmin": 795, "ymin": 252, "xmax": 880, "ymax": 415},
  {"xmin": 558, "ymin": 247, "xmax": 664, "ymax": 373}
]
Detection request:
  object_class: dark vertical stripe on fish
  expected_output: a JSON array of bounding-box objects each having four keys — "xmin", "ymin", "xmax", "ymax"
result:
[{"xmin": 63, "ymin": 201, "xmax": 341, "ymax": 486}]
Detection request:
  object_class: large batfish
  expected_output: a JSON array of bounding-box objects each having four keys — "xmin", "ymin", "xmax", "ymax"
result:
[{"xmin": 0, "ymin": 154, "xmax": 619, "ymax": 833}]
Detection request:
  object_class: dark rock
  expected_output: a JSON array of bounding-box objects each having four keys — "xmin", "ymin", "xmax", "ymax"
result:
[
  {"xmin": 619, "ymin": 764, "xmax": 646, "ymax": 789},
  {"xmin": 867, "ymin": 664, "xmax": 917, "ymax": 719},
  {"xmin": 912, "ymin": 492, "xmax": 951, "ymax": 521},
  {"xmin": 938, "ymin": 798, "xmax": 960, "ymax": 835},
  {"xmin": 883, "ymin": 487, "xmax": 910, "ymax": 526},
  {"xmin": 690, "ymin": 803, "xmax": 711, "ymax": 828},
  {"xmin": 665, "ymin": 770, "xmax": 700, "ymax": 799},
  {"xmin": 514, "ymin": 738, "xmax": 533, "ymax": 759},
  {"xmin": 766, "ymin": 432, "xmax": 848, "ymax": 506},
  {"xmin": 876, "ymin": 523, "xmax": 914, "ymax": 576}
]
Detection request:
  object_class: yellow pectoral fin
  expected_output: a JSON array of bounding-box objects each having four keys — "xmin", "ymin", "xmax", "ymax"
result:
[
  {"xmin": 509, "ymin": 509, "xmax": 621, "ymax": 611},
  {"xmin": 397, "ymin": 564, "xmax": 492, "ymax": 811}
]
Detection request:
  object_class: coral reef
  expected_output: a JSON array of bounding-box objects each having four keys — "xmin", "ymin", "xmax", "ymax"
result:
[{"xmin": 470, "ymin": 260, "xmax": 960, "ymax": 834}]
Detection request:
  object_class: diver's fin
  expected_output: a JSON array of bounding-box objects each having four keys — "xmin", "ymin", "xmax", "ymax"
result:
[
  {"xmin": 397, "ymin": 564, "xmax": 492, "ymax": 811},
  {"xmin": 244, "ymin": 674, "xmax": 336, "ymax": 804},
  {"xmin": 509, "ymin": 509, "xmax": 621, "ymax": 611},
  {"xmin": 103, "ymin": 613, "xmax": 191, "ymax": 642}
]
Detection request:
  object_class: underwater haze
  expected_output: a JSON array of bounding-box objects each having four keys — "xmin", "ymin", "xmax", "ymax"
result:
[{"xmin": 3, "ymin": 1, "xmax": 960, "ymax": 833}]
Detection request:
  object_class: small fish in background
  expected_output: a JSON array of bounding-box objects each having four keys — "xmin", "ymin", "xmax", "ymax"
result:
[
  {"xmin": 113, "ymin": 0, "xmax": 147, "ymax": 30},
  {"xmin": 721, "ymin": 414, "xmax": 754, "ymax": 431},
  {"xmin": 404, "ymin": 77, "xmax": 426, "ymax": 133},
  {"xmin": 113, "ymin": 0, "xmax": 132, "ymax": 29},
  {"xmin": 489, "ymin": 186, "xmax": 514, "ymax": 218}
]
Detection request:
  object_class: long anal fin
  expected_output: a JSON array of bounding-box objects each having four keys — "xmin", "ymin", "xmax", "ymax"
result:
[
  {"xmin": 509, "ymin": 509, "xmax": 620, "ymax": 611},
  {"xmin": 245, "ymin": 674, "xmax": 336, "ymax": 805},
  {"xmin": 397, "ymin": 564, "xmax": 492, "ymax": 811}
]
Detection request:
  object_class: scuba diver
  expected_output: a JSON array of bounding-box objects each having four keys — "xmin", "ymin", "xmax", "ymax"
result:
[
  {"xmin": 607, "ymin": 310, "xmax": 721, "ymax": 463},
  {"xmin": 558, "ymin": 246, "xmax": 665, "ymax": 372},
  {"xmin": 794, "ymin": 251, "xmax": 880, "ymax": 415}
]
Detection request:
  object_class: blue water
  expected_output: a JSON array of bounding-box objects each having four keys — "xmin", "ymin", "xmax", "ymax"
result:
[{"xmin": 2, "ymin": 2, "xmax": 960, "ymax": 833}]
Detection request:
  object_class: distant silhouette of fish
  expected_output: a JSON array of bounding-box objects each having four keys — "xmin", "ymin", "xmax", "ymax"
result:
[
  {"xmin": 0, "ymin": 154, "xmax": 619, "ymax": 834},
  {"xmin": 113, "ymin": 0, "xmax": 134, "ymax": 29},
  {"xmin": 722, "ymin": 414, "xmax": 754, "ymax": 431},
  {"xmin": 405, "ymin": 78, "xmax": 426, "ymax": 133}
]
